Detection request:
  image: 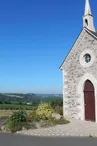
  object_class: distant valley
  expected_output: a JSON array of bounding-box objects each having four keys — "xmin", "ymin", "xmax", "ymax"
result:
[{"xmin": 0, "ymin": 93, "xmax": 63, "ymax": 105}]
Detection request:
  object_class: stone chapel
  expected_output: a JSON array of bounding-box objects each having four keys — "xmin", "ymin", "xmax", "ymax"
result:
[{"xmin": 60, "ymin": 0, "xmax": 97, "ymax": 122}]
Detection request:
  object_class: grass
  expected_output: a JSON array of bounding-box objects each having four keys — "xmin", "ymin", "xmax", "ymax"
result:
[
  {"xmin": 53, "ymin": 118, "xmax": 70, "ymax": 125},
  {"xmin": 88, "ymin": 135, "xmax": 97, "ymax": 138},
  {"xmin": 0, "ymin": 110, "xmax": 13, "ymax": 117},
  {"xmin": 0, "ymin": 110, "xmax": 33, "ymax": 118},
  {"xmin": 33, "ymin": 117, "xmax": 70, "ymax": 128},
  {"xmin": 0, "ymin": 104, "xmax": 35, "ymax": 110}
]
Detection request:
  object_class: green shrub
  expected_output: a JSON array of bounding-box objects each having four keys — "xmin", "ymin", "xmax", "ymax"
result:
[
  {"xmin": 7, "ymin": 110, "xmax": 29, "ymax": 132},
  {"xmin": 36, "ymin": 102, "xmax": 53, "ymax": 120},
  {"xmin": 10, "ymin": 110, "xmax": 27, "ymax": 123},
  {"xmin": 30, "ymin": 111, "xmax": 36, "ymax": 117},
  {"xmin": 50, "ymin": 99, "xmax": 63, "ymax": 108},
  {"xmin": 28, "ymin": 111, "xmax": 37, "ymax": 122},
  {"xmin": 7, "ymin": 120, "xmax": 30, "ymax": 133}
]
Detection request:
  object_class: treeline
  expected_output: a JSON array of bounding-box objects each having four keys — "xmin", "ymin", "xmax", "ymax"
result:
[
  {"xmin": 0, "ymin": 93, "xmax": 63, "ymax": 108},
  {"xmin": 0, "ymin": 93, "xmax": 40, "ymax": 106},
  {"xmin": 0, "ymin": 98, "xmax": 63, "ymax": 113}
]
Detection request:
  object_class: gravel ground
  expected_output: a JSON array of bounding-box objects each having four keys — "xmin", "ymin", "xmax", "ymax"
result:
[{"xmin": 16, "ymin": 117, "xmax": 97, "ymax": 137}]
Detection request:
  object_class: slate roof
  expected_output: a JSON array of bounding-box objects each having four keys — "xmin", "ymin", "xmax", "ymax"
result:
[{"xmin": 89, "ymin": 30, "xmax": 97, "ymax": 37}]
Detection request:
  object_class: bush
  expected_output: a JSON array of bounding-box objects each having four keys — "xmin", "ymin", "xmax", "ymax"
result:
[
  {"xmin": 10, "ymin": 110, "xmax": 27, "ymax": 123},
  {"xmin": 50, "ymin": 99, "xmax": 63, "ymax": 109},
  {"xmin": 28, "ymin": 111, "xmax": 37, "ymax": 122},
  {"xmin": 7, "ymin": 110, "xmax": 29, "ymax": 132},
  {"xmin": 36, "ymin": 102, "xmax": 53, "ymax": 120}
]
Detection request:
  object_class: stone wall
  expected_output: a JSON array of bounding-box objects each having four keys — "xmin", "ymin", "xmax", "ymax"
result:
[{"xmin": 62, "ymin": 28, "xmax": 97, "ymax": 120}]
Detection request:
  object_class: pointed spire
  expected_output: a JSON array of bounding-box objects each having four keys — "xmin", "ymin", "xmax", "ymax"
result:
[
  {"xmin": 84, "ymin": 0, "xmax": 92, "ymax": 16},
  {"xmin": 83, "ymin": 0, "xmax": 95, "ymax": 31}
]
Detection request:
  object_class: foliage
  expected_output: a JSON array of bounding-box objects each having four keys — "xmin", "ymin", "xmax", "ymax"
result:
[
  {"xmin": 0, "ymin": 93, "xmax": 41, "ymax": 106},
  {"xmin": 27, "ymin": 111, "xmax": 37, "ymax": 122},
  {"xmin": 0, "ymin": 101, "xmax": 3, "ymax": 104},
  {"xmin": 6, "ymin": 111, "xmax": 29, "ymax": 132},
  {"xmin": 0, "ymin": 93, "xmax": 63, "ymax": 110},
  {"xmin": 7, "ymin": 120, "xmax": 30, "ymax": 133},
  {"xmin": 49, "ymin": 98, "xmax": 63, "ymax": 109},
  {"xmin": 10, "ymin": 111, "xmax": 27, "ymax": 123},
  {"xmin": 36, "ymin": 102, "xmax": 53, "ymax": 120},
  {"xmin": 48, "ymin": 98, "xmax": 63, "ymax": 115}
]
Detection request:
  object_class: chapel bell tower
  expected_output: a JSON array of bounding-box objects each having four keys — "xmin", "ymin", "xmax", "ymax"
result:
[{"xmin": 83, "ymin": 0, "xmax": 95, "ymax": 32}]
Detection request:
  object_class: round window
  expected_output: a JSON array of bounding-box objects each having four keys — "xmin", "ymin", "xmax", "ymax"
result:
[
  {"xmin": 80, "ymin": 50, "xmax": 94, "ymax": 67},
  {"xmin": 84, "ymin": 54, "xmax": 91, "ymax": 63}
]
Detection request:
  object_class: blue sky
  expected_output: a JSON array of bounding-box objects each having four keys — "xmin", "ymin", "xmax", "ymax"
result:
[{"xmin": 0, "ymin": 0, "xmax": 97, "ymax": 94}]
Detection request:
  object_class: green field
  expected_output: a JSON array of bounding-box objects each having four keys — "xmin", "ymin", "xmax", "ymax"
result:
[{"xmin": 0, "ymin": 104, "xmax": 36, "ymax": 110}]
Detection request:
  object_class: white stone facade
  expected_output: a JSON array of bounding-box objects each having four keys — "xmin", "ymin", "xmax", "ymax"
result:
[
  {"xmin": 60, "ymin": 0, "xmax": 97, "ymax": 123},
  {"xmin": 60, "ymin": 28, "xmax": 97, "ymax": 122}
]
